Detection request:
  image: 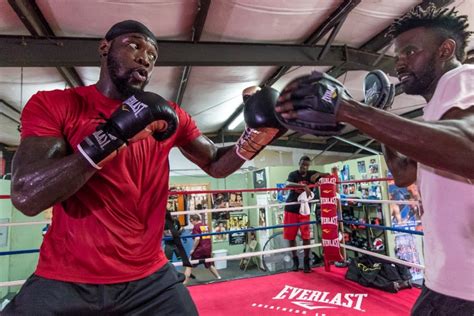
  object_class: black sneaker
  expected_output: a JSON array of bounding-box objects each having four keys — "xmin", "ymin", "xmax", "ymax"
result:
[
  {"xmin": 292, "ymin": 256, "xmax": 299, "ymax": 271},
  {"xmin": 303, "ymin": 257, "xmax": 311, "ymax": 273}
]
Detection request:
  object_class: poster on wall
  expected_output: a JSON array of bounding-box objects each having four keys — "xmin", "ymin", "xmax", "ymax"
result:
[
  {"xmin": 357, "ymin": 160, "xmax": 366, "ymax": 173},
  {"xmin": 212, "ymin": 220, "xmax": 228, "ymax": 242},
  {"xmin": 212, "ymin": 191, "xmax": 243, "ymax": 221},
  {"xmin": 276, "ymin": 183, "xmax": 288, "ymax": 203},
  {"xmin": 340, "ymin": 164, "xmax": 350, "ymax": 181},
  {"xmin": 388, "ymin": 173, "xmax": 424, "ymax": 280},
  {"xmin": 368, "ymin": 158, "xmax": 379, "ymax": 175},
  {"xmin": 212, "ymin": 193, "xmax": 230, "ymax": 221},
  {"xmin": 169, "ymin": 184, "xmax": 212, "ymax": 227},
  {"xmin": 229, "ymin": 213, "xmax": 248, "ymax": 245},
  {"xmin": 253, "ymin": 169, "xmax": 267, "ymax": 189}
]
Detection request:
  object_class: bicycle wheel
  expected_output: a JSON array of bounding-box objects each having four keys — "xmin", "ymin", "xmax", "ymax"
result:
[{"xmin": 262, "ymin": 231, "xmax": 304, "ymax": 272}]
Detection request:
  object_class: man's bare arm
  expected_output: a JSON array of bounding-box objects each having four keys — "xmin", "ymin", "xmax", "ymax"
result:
[
  {"xmin": 11, "ymin": 137, "xmax": 96, "ymax": 216},
  {"xmin": 382, "ymin": 145, "xmax": 417, "ymax": 187},
  {"xmin": 337, "ymin": 103, "xmax": 474, "ymax": 179},
  {"xmin": 179, "ymin": 135, "xmax": 245, "ymax": 178}
]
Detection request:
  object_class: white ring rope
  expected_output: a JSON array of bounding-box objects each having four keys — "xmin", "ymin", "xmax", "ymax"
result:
[
  {"xmin": 342, "ymin": 198, "xmax": 420, "ymax": 206},
  {"xmin": 170, "ymin": 200, "xmax": 319, "ymax": 216},
  {"xmin": 172, "ymin": 243, "xmax": 322, "ymax": 267},
  {"xmin": 0, "ymin": 198, "xmax": 420, "ymax": 227},
  {"xmin": 341, "ymin": 244, "xmax": 425, "ymax": 270},
  {"xmin": 0, "ymin": 243, "xmax": 322, "ymax": 288},
  {"xmin": 0, "ymin": 242, "xmax": 425, "ymax": 288},
  {"xmin": 0, "ymin": 220, "xmax": 51, "ymax": 228},
  {"xmin": 170, "ymin": 198, "xmax": 419, "ymax": 217}
]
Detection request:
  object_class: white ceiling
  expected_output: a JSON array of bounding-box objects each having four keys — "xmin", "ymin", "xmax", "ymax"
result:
[{"xmin": 1, "ymin": 0, "xmax": 472, "ymax": 157}]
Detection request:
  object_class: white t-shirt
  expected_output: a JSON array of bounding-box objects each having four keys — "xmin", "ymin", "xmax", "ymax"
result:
[{"xmin": 418, "ymin": 64, "xmax": 474, "ymax": 301}]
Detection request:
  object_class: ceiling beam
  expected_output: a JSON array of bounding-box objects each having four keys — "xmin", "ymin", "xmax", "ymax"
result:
[
  {"xmin": 326, "ymin": 0, "xmax": 454, "ymax": 79},
  {"xmin": 0, "ymin": 113, "xmax": 20, "ymax": 124},
  {"xmin": 175, "ymin": 0, "xmax": 211, "ymax": 104},
  {"xmin": 0, "ymin": 36, "xmax": 396, "ymax": 71},
  {"xmin": 216, "ymin": 0, "xmax": 361, "ymax": 133},
  {"xmin": 8, "ymin": 0, "xmax": 84, "ymax": 87},
  {"xmin": 207, "ymin": 134, "xmax": 378, "ymax": 154},
  {"xmin": 0, "ymin": 99, "xmax": 21, "ymax": 115},
  {"xmin": 264, "ymin": 0, "xmax": 361, "ymax": 87}
]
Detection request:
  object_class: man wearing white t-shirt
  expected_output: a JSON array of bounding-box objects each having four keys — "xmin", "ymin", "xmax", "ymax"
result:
[{"xmin": 275, "ymin": 4, "xmax": 473, "ymax": 315}]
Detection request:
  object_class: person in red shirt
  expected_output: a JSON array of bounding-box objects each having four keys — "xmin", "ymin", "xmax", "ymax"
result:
[
  {"xmin": 184, "ymin": 214, "xmax": 221, "ymax": 284},
  {"xmin": 5, "ymin": 20, "xmax": 284, "ymax": 315}
]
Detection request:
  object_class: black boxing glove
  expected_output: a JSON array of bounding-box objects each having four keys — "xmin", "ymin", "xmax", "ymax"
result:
[
  {"xmin": 78, "ymin": 91, "xmax": 178, "ymax": 169},
  {"xmin": 275, "ymin": 71, "xmax": 350, "ymax": 136},
  {"xmin": 364, "ymin": 70, "xmax": 395, "ymax": 110},
  {"xmin": 235, "ymin": 87, "xmax": 287, "ymax": 160}
]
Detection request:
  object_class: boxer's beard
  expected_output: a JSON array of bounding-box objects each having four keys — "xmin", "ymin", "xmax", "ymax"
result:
[
  {"xmin": 403, "ymin": 54, "xmax": 437, "ymax": 95},
  {"xmin": 107, "ymin": 53, "xmax": 144, "ymax": 99}
]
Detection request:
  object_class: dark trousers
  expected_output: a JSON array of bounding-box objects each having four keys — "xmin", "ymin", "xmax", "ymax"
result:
[
  {"xmin": 164, "ymin": 243, "xmax": 181, "ymax": 261},
  {"xmin": 2, "ymin": 263, "xmax": 198, "ymax": 316},
  {"xmin": 411, "ymin": 285, "xmax": 474, "ymax": 316}
]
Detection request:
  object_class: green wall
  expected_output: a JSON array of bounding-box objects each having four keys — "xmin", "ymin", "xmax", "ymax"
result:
[
  {"xmin": 0, "ymin": 180, "xmax": 12, "ymax": 299},
  {"xmin": 0, "ymin": 180, "xmax": 44, "ymax": 299}
]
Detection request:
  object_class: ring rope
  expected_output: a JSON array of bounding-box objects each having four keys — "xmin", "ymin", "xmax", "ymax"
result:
[
  {"xmin": 0, "ymin": 198, "xmax": 420, "ymax": 228},
  {"xmin": 341, "ymin": 198, "xmax": 419, "ymax": 206},
  {"xmin": 0, "ymin": 243, "xmax": 323, "ymax": 287},
  {"xmin": 172, "ymin": 243, "xmax": 322, "ymax": 267},
  {"xmin": 0, "ymin": 219, "xmax": 425, "ymax": 256},
  {"xmin": 0, "ymin": 177, "xmax": 395, "ymax": 200},
  {"xmin": 0, "ymin": 242, "xmax": 426, "ymax": 288},
  {"xmin": 169, "ymin": 200, "xmax": 319, "ymax": 217},
  {"xmin": 341, "ymin": 244, "xmax": 425, "ymax": 270},
  {"xmin": 0, "ymin": 220, "xmax": 51, "ymax": 228},
  {"xmin": 342, "ymin": 220, "xmax": 423, "ymax": 235},
  {"xmin": 169, "ymin": 198, "xmax": 418, "ymax": 217},
  {"xmin": 0, "ymin": 220, "xmax": 322, "ymax": 256},
  {"xmin": 0, "ymin": 201, "xmax": 314, "ymax": 228},
  {"xmin": 169, "ymin": 184, "xmax": 318, "ymax": 195}
]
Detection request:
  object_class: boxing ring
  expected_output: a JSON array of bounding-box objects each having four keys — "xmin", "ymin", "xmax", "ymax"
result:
[{"xmin": 0, "ymin": 178, "xmax": 424, "ymax": 315}]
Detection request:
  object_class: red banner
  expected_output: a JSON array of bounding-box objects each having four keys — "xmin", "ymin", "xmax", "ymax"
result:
[{"xmin": 319, "ymin": 175, "xmax": 343, "ymax": 266}]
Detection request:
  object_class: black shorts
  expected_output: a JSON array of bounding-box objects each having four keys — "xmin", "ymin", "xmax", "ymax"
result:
[
  {"xmin": 411, "ymin": 285, "xmax": 474, "ymax": 316},
  {"xmin": 2, "ymin": 263, "xmax": 198, "ymax": 315}
]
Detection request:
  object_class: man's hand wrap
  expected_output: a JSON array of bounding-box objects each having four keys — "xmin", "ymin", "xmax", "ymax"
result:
[
  {"xmin": 364, "ymin": 70, "xmax": 395, "ymax": 110},
  {"xmin": 275, "ymin": 71, "xmax": 349, "ymax": 136},
  {"xmin": 78, "ymin": 91, "xmax": 178, "ymax": 169},
  {"xmin": 235, "ymin": 87, "xmax": 287, "ymax": 160}
]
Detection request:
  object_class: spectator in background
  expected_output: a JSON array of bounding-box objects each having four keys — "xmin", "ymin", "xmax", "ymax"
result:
[
  {"xmin": 184, "ymin": 214, "xmax": 221, "ymax": 284},
  {"xmin": 163, "ymin": 214, "xmax": 184, "ymax": 261},
  {"xmin": 284, "ymin": 156, "xmax": 328, "ymax": 273}
]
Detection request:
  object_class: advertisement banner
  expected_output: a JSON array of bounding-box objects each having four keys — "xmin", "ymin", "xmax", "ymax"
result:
[{"xmin": 319, "ymin": 176, "xmax": 343, "ymax": 262}]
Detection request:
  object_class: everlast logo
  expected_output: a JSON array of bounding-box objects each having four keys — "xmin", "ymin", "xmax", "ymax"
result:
[
  {"xmin": 321, "ymin": 216, "xmax": 338, "ymax": 225},
  {"xmin": 271, "ymin": 285, "xmax": 368, "ymax": 312},
  {"xmin": 365, "ymin": 82, "xmax": 378, "ymax": 104},
  {"xmin": 320, "ymin": 197, "xmax": 337, "ymax": 205},
  {"xmin": 93, "ymin": 130, "xmax": 117, "ymax": 150},
  {"xmin": 123, "ymin": 96, "xmax": 148, "ymax": 117},
  {"xmin": 319, "ymin": 177, "xmax": 336, "ymax": 184},
  {"xmin": 322, "ymin": 238, "xmax": 340, "ymax": 247},
  {"xmin": 322, "ymin": 86, "xmax": 337, "ymax": 104}
]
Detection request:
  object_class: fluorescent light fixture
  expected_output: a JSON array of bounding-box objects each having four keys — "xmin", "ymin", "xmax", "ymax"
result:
[{"xmin": 228, "ymin": 112, "xmax": 244, "ymax": 130}]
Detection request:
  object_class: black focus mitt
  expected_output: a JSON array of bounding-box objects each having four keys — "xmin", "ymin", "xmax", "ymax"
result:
[{"xmin": 363, "ymin": 70, "xmax": 395, "ymax": 110}]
